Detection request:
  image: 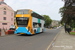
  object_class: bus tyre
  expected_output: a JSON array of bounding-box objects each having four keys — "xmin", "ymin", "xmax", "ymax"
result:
[
  {"xmin": 42, "ymin": 29, "xmax": 44, "ymax": 33},
  {"xmin": 34, "ymin": 30, "xmax": 36, "ymax": 34}
]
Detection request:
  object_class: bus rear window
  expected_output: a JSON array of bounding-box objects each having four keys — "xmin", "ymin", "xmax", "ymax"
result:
[{"xmin": 17, "ymin": 10, "xmax": 29, "ymax": 14}]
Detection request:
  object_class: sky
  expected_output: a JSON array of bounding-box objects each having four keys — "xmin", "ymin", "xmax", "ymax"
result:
[{"xmin": 4, "ymin": 0, "xmax": 64, "ymax": 21}]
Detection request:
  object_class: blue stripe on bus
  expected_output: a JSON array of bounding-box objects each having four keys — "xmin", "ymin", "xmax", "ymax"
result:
[
  {"xmin": 44, "ymin": 21, "xmax": 45, "ymax": 32},
  {"xmin": 36, "ymin": 28, "xmax": 39, "ymax": 33},
  {"xmin": 44, "ymin": 28, "xmax": 45, "ymax": 32},
  {"xmin": 15, "ymin": 27, "xmax": 31, "ymax": 35}
]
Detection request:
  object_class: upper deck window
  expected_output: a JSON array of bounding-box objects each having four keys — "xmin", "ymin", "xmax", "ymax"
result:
[
  {"xmin": 17, "ymin": 11, "xmax": 23, "ymax": 14},
  {"xmin": 31, "ymin": 11, "xmax": 45, "ymax": 20},
  {"xmin": 17, "ymin": 10, "xmax": 29, "ymax": 14},
  {"xmin": 23, "ymin": 10, "xmax": 29, "ymax": 14}
]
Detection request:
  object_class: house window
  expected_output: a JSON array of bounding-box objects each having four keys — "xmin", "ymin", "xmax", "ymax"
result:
[
  {"xmin": 0, "ymin": 3, "xmax": 1, "ymax": 5},
  {"xmin": 11, "ymin": 24, "xmax": 13, "ymax": 25},
  {"xmin": 11, "ymin": 18, "xmax": 13, "ymax": 21},
  {"xmin": 3, "ymin": 17, "xmax": 6, "ymax": 20},
  {"xmin": 2, "ymin": 23, "xmax": 7, "ymax": 25},
  {"xmin": 3, "ymin": 11, "xmax": 6, "ymax": 15},
  {"xmin": 11, "ymin": 13, "xmax": 13, "ymax": 16},
  {"xmin": 4, "ymin": 8, "xmax": 6, "ymax": 10}
]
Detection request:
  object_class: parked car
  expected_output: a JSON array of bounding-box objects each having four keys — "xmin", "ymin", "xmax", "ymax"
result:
[{"xmin": 9, "ymin": 25, "xmax": 15, "ymax": 30}]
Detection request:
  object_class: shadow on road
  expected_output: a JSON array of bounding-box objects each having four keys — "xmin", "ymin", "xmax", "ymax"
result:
[{"xmin": 17, "ymin": 32, "xmax": 46, "ymax": 36}]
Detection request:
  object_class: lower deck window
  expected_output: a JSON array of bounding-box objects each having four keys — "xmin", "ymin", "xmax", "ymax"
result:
[{"xmin": 33, "ymin": 22, "xmax": 41, "ymax": 28}]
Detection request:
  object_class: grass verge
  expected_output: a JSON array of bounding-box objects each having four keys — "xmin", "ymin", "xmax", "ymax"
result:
[{"xmin": 70, "ymin": 32, "xmax": 75, "ymax": 34}]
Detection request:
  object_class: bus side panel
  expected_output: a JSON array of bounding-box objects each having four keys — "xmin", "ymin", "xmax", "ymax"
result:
[
  {"xmin": 32, "ymin": 17, "xmax": 38, "ymax": 33},
  {"xmin": 32, "ymin": 17, "xmax": 45, "ymax": 33},
  {"xmin": 40, "ymin": 20, "xmax": 44, "ymax": 32}
]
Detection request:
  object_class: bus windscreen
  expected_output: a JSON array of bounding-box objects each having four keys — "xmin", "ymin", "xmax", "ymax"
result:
[{"xmin": 16, "ymin": 17, "xmax": 29, "ymax": 27}]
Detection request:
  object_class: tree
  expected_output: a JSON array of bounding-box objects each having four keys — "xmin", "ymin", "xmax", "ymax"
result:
[
  {"xmin": 59, "ymin": 7, "xmax": 65, "ymax": 17},
  {"xmin": 43, "ymin": 15, "xmax": 52, "ymax": 27},
  {"xmin": 59, "ymin": 7, "xmax": 69, "ymax": 24},
  {"xmin": 59, "ymin": 7, "xmax": 75, "ymax": 28}
]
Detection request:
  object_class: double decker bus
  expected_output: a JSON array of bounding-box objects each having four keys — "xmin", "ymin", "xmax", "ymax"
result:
[{"xmin": 15, "ymin": 9, "xmax": 45, "ymax": 35}]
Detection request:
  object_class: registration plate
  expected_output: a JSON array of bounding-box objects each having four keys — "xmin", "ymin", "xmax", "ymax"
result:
[{"xmin": 20, "ymin": 33, "xmax": 24, "ymax": 34}]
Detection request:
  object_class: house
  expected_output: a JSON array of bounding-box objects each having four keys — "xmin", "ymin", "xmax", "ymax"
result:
[
  {"xmin": 51, "ymin": 20, "xmax": 59, "ymax": 27},
  {"xmin": 0, "ymin": 0, "xmax": 14, "ymax": 30}
]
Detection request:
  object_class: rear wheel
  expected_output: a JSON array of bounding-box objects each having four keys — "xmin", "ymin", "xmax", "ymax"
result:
[
  {"xmin": 42, "ymin": 29, "xmax": 44, "ymax": 33},
  {"xmin": 34, "ymin": 30, "xmax": 36, "ymax": 34}
]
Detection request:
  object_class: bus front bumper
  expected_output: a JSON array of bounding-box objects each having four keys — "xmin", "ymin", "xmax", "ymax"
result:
[
  {"xmin": 15, "ymin": 31, "xmax": 31, "ymax": 35},
  {"xmin": 15, "ymin": 27, "xmax": 31, "ymax": 35}
]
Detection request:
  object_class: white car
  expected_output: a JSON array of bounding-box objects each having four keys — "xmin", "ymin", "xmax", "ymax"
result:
[{"xmin": 9, "ymin": 25, "xmax": 15, "ymax": 30}]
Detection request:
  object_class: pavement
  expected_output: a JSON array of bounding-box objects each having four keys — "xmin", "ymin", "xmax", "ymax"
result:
[
  {"xmin": 50, "ymin": 28, "xmax": 75, "ymax": 50},
  {"xmin": 0, "ymin": 28, "xmax": 62, "ymax": 50}
]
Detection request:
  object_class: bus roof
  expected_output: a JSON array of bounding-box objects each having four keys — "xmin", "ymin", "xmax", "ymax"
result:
[{"xmin": 16, "ymin": 9, "xmax": 44, "ymax": 17}]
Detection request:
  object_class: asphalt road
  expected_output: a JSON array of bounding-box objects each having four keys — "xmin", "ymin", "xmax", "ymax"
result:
[{"xmin": 0, "ymin": 27, "xmax": 62, "ymax": 50}]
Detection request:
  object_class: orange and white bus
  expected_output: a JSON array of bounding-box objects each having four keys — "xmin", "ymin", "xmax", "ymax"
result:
[{"xmin": 15, "ymin": 9, "xmax": 45, "ymax": 35}]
